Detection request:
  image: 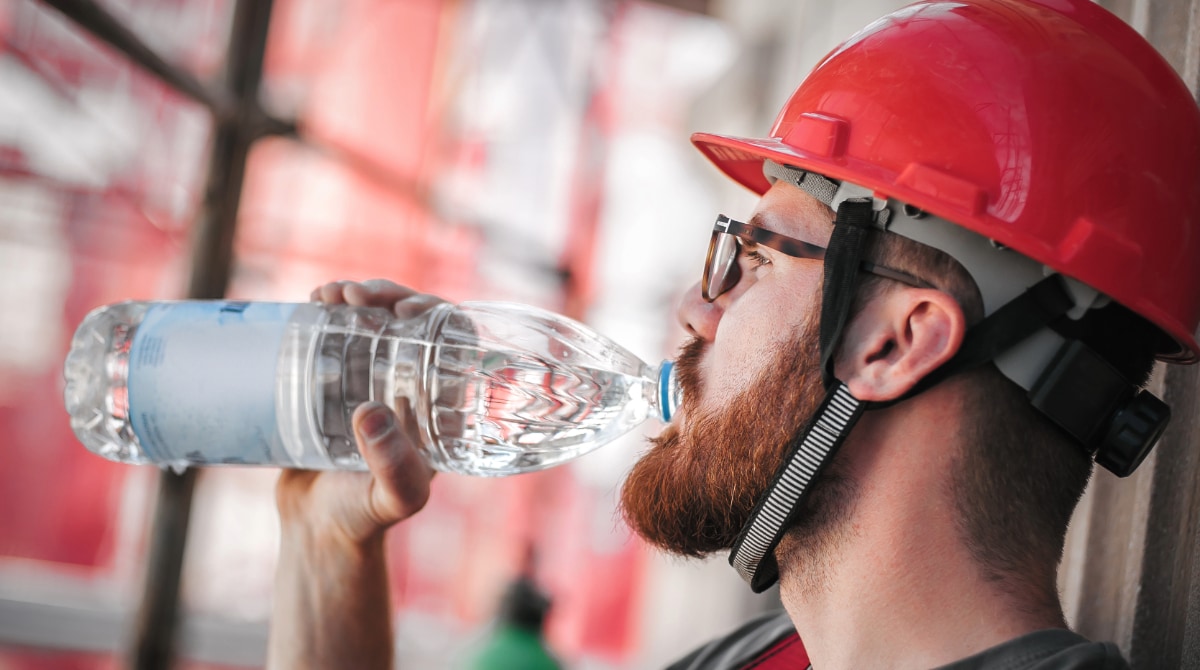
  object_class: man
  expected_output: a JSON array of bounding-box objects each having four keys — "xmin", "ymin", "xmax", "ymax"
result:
[{"xmin": 267, "ymin": 0, "xmax": 1200, "ymax": 667}]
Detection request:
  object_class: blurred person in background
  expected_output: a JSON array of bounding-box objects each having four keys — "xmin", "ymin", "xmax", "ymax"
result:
[{"xmin": 265, "ymin": 0, "xmax": 1200, "ymax": 667}]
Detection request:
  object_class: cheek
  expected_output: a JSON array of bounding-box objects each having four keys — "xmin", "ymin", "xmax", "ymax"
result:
[{"xmin": 703, "ymin": 287, "xmax": 815, "ymax": 408}]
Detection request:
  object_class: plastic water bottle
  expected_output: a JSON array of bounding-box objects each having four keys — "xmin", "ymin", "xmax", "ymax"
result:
[{"xmin": 63, "ymin": 300, "xmax": 679, "ymax": 477}]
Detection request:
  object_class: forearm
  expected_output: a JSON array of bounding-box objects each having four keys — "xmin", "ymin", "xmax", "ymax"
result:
[
  {"xmin": 267, "ymin": 280, "xmax": 439, "ymax": 669},
  {"xmin": 267, "ymin": 524, "xmax": 394, "ymax": 670}
]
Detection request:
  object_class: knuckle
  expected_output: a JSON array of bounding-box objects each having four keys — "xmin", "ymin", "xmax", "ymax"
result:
[
  {"xmin": 371, "ymin": 480, "xmax": 429, "ymax": 526},
  {"xmin": 393, "ymin": 293, "xmax": 444, "ymax": 317},
  {"xmin": 362, "ymin": 278, "xmax": 403, "ymax": 294},
  {"xmin": 317, "ymin": 281, "xmax": 348, "ymax": 303},
  {"xmin": 380, "ymin": 456, "xmax": 434, "ymax": 519},
  {"xmin": 347, "ymin": 280, "xmax": 416, "ymax": 308},
  {"xmin": 396, "ymin": 484, "xmax": 431, "ymax": 517}
]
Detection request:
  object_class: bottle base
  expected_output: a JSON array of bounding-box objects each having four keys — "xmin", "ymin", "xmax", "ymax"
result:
[{"xmin": 64, "ymin": 302, "xmax": 154, "ymax": 465}]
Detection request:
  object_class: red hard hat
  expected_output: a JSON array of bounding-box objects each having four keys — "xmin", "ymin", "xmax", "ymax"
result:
[{"xmin": 693, "ymin": 0, "xmax": 1200, "ymax": 362}]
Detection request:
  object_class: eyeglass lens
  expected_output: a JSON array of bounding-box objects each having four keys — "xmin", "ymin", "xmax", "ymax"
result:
[{"xmin": 704, "ymin": 231, "xmax": 741, "ymax": 301}]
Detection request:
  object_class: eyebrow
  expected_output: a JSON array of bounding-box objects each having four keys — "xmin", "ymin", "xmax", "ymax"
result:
[
  {"xmin": 747, "ymin": 212, "xmax": 772, "ymax": 232},
  {"xmin": 745, "ymin": 212, "xmax": 825, "ymax": 253},
  {"xmin": 742, "ymin": 213, "xmax": 780, "ymax": 250},
  {"xmin": 747, "ymin": 211, "xmax": 824, "ymax": 243}
]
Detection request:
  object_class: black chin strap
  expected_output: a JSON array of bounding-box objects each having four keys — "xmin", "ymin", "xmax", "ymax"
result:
[{"xmin": 728, "ymin": 200, "xmax": 1078, "ymax": 591}]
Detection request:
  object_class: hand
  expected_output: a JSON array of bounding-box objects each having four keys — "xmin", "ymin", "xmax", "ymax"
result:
[
  {"xmin": 269, "ymin": 280, "xmax": 443, "ymax": 669},
  {"xmin": 275, "ymin": 279, "xmax": 444, "ymax": 547}
]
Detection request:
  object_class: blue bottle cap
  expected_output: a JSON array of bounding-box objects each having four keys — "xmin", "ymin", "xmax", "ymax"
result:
[{"xmin": 658, "ymin": 360, "xmax": 680, "ymax": 422}]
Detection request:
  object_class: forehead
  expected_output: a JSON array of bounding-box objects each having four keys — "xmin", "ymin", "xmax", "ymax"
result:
[{"xmin": 749, "ymin": 180, "xmax": 836, "ymax": 244}]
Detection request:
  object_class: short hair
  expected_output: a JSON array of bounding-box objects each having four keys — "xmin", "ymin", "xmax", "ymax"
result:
[{"xmin": 860, "ymin": 229, "xmax": 1158, "ymax": 603}]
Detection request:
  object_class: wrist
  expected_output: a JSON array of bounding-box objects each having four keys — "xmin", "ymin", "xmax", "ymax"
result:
[
  {"xmin": 278, "ymin": 511, "xmax": 388, "ymax": 572},
  {"xmin": 275, "ymin": 470, "xmax": 395, "ymax": 552},
  {"xmin": 269, "ymin": 494, "xmax": 394, "ymax": 670}
]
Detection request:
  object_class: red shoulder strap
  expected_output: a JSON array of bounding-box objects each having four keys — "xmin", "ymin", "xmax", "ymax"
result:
[{"xmin": 742, "ymin": 632, "xmax": 809, "ymax": 669}]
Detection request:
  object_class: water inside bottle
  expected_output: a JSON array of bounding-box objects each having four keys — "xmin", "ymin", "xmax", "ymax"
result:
[
  {"xmin": 420, "ymin": 343, "xmax": 660, "ymax": 476},
  {"xmin": 408, "ymin": 301, "xmax": 673, "ymax": 476}
]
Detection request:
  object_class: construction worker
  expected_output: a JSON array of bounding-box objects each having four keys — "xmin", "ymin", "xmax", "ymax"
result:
[{"xmin": 266, "ymin": 0, "xmax": 1200, "ymax": 667}]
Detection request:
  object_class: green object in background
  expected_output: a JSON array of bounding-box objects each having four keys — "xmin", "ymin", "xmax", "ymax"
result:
[
  {"xmin": 467, "ymin": 575, "xmax": 561, "ymax": 670},
  {"xmin": 469, "ymin": 625, "xmax": 561, "ymax": 670}
]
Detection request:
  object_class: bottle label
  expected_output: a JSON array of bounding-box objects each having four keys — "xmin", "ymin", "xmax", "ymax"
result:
[{"xmin": 127, "ymin": 302, "xmax": 297, "ymax": 465}]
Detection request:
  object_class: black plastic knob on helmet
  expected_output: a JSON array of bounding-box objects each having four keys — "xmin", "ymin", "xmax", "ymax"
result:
[{"xmin": 1028, "ymin": 339, "xmax": 1170, "ymax": 477}]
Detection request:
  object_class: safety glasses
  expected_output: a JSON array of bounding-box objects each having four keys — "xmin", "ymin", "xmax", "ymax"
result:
[{"xmin": 702, "ymin": 214, "xmax": 935, "ymax": 302}]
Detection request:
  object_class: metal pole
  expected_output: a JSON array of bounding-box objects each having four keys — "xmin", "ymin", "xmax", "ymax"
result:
[
  {"xmin": 36, "ymin": 0, "xmax": 233, "ymax": 118},
  {"xmin": 183, "ymin": 0, "xmax": 275, "ymax": 303},
  {"xmin": 29, "ymin": 0, "xmax": 462, "ymax": 664},
  {"xmin": 127, "ymin": 1, "xmax": 276, "ymax": 668}
]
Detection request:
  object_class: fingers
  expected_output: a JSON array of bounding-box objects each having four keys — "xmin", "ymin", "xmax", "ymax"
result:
[
  {"xmin": 310, "ymin": 281, "xmax": 350, "ymax": 304},
  {"xmin": 352, "ymin": 401, "xmax": 435, "ymax": 529},
  {"xmin": 309, "ymin": 279, "xmax": 445, "ymax": 316},
  {"xmin": 342, "ymin": 279, "xmax": 415, "ymax": 308},
  {"xmin": 390, "ymin": 293, "xmax": 445, "ymax": 320},
  {"xmin": 311, "ymin": 279, "xmax": 412, "ymax": 306}
]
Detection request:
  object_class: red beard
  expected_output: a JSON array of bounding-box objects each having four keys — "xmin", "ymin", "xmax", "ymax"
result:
[{"xmin": 620, "ymin": 314, "xmax": 850, "ymax": 558}]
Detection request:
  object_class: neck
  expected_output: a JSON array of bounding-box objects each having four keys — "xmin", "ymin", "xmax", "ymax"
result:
[{"xmin": 773, "ymin": 396, "xmax": 1066, "ymax": 669}]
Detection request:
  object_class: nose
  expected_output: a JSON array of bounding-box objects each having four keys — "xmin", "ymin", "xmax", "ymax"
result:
[{"xmin": 677, "ymin": 282, "xmax": 722, "ymax": 341}]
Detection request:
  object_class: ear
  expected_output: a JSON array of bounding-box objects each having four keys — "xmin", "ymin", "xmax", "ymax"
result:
[{"xmin": 834, "ymin": 289, "xmax": 966, "ymax": 402}]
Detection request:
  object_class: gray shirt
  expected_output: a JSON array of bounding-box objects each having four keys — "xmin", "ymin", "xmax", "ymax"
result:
[{"xmin": 667, "ymin": 612, "xmax": 1131, "ymax": 669}]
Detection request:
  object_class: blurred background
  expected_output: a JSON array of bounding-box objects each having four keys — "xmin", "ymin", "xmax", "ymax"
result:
[{"xmin": 1, "ymin": 0, "xmax": 1197, "ymax": 668}]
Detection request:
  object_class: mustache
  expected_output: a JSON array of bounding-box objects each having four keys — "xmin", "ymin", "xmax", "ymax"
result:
[{"xmin": 673, "ymin": 336, "xmax": 706, "ymax": 412}]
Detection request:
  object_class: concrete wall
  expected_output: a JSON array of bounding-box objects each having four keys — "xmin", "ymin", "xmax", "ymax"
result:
[{"xmin": 1062, "ymin": 3, "xmax": 1200, "ymax": 667}]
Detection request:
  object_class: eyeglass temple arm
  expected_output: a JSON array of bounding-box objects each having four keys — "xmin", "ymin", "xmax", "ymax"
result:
[{"xmin": 859, "ymin": 261, "xmax": 936, "ymax": 290}]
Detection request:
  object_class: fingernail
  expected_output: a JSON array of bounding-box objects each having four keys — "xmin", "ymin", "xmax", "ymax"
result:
[{"xmin": 359, "ymin": 403, "xmax": 395, "ymax": 440}]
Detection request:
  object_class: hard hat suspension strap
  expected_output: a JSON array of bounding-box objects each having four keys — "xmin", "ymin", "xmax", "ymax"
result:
[{"xmin": 883, "ymin": 275, "xmax": 1076, "ymax": 403}]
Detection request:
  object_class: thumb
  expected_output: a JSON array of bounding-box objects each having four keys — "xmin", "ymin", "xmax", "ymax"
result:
[{"xmin": 353, "ymin": 402, "xmax": 436, "ymax": 529}]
